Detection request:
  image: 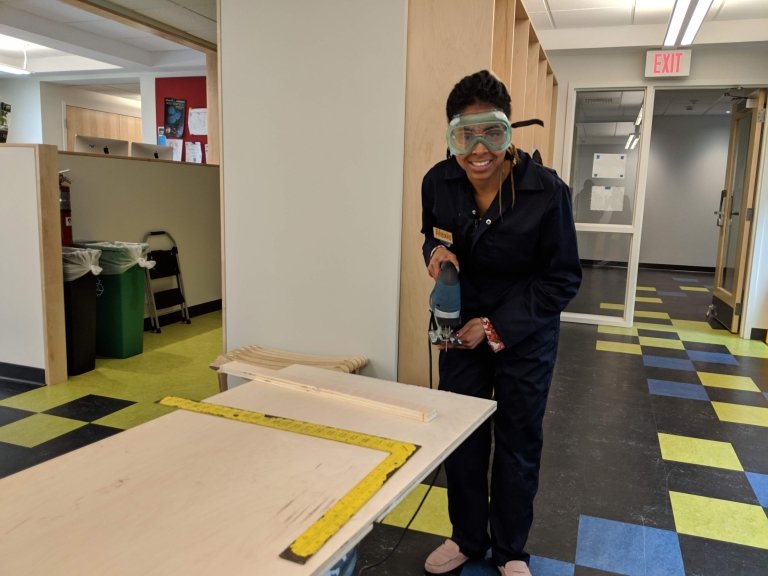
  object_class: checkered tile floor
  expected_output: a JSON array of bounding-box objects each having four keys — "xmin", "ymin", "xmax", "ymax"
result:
[{"xmin": 358, "ymin": 268, "xmax": 768, "ymax": 575}]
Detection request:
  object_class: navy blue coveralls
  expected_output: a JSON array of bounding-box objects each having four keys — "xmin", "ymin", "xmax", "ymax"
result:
[{"xmin": 421, "ymin": 150, "xmax": 582, "ymax": 566}]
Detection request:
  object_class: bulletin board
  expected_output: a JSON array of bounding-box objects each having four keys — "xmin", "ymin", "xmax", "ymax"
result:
[{"xmin": 155, "ymin": 77, "xmax": 208, "ymax": 163}]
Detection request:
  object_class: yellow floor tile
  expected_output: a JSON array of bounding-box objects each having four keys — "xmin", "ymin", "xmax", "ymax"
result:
[
  {"xmin": 636, "ymin": 296, "xmax": 663, "ymax": 303},
  {"xmin": 712, "ymin": 402, "xmax": 768, "ymax": 428},
  {"xmin": 725, "ymin": 339, "xmax": 768, "ymax": 359},
  {"xmin": 598, "ymin": 325, "xmax": 638, "ymax": 336},
  {"xmin": 635, "ymin": 310, "xmax": 671, "ymax": 319},
  {"xmin": 0, "ymin": 386, "xmax": 91, "ymax": 412},
  {"xmin": 382, "ymin": 484, "xmax": 450, "ymax": 537},
  {"xmin": 634, "ymin": 322, "xmax": 678, "ymax": 334},
  {"xmin": 698, "ymin": 372, "xmax": 760, "ymax": 392},
  {"xmin": 596, "ymin": 340, "xmax": 642, "ymax": 355},
  {"xmin": 636, "ymin": 286, "xmax": 657, "ymax": 292},
  {"xmin": 680, "ymin": 286, "xmax": 710, "ymax": 292},
  {"xmin": 658, "ymin": 433, "xmax": 742, "ymax": 471},
  {"xmin": 639, "ymin": 336, "xmax": 685, "ymax": 350},
  {"xmin": 93, "ymin": 402, "xmax": 176, "ymax": 430},
  {"xmin": 670, "ymin": 491, "xmax": 768, "ymax": 549},
  {"xmin": 600, "ymin": 303, "xmax": 625, "ymax": 311},
  {"xmin": 0, "ymin": 413, "xmax": 86, "ymax": 448}
]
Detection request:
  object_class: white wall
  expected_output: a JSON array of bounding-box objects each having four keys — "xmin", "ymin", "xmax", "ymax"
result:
[
  {"xmin": 220, "ymin": 0, "xmax": 407, "ymax": 380},
  {"xmin": 40, "ymin": 83, "xmax": 141, "ymax": 149},
  {"xmin": 0, "ymin": 78, "xmax": 43, "ymax": 143},
  {"xmin": 0, "ymin": 146, "xmax": 47, "ymax": 369},
  {"xmin": 641, "ymin": 115, "xmax": 730, "ymax": 267},
  {"xmin": 58, "ymin": 152, "xmax": 222, "ymax": 311},
  {"xmin": 549, "ymin": 44, "xmax": 768, "ymax": 333}
]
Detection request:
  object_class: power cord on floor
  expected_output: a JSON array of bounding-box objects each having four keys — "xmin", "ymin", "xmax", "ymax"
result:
[
  {"xmin": 356, "ymin": 463, "xmax": 442, "ymax": 575},
  {"xmin": 357, "ymin": 330, "xmax": 440, "ymax": 574}
]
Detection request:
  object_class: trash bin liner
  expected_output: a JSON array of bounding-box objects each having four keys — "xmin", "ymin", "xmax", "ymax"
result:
[
  {"xmin": 78, "ymin": 242, "xmax": 155, "ymax": 359},
  {"xmin": 62, "ymin": 247, "xmax": 102, "ymax": 375}
]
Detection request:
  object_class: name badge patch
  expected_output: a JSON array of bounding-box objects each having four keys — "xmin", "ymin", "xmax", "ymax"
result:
[{"xmin": 433, "ymin": 227, "xmax": 453, "ymax": 246}]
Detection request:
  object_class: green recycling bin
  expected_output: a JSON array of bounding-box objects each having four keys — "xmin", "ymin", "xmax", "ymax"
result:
[{"xmin": 79, "ymin": 241, "xmax": 155, "ymax": 359}]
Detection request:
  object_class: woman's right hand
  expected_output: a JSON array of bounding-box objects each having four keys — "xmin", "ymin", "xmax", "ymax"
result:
[{"xmin": 428, "ymin": 245, "xmax": 460, "ymax": 279}]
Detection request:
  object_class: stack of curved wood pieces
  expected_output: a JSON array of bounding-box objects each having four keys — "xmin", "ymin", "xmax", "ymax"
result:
[{"xmin": 211, "ymin": 345, "xmax": 369, "ymax": 391}]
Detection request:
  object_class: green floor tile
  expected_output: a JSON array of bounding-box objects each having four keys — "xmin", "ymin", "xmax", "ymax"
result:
[{"xmin": 0, "ymin": 413, "xmax": 86, "ymax": 448}]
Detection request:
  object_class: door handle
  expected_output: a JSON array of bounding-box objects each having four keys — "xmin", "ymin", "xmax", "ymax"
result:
[{"xmin": 715, "ymin": 189, "xmax": 727, "ymax": 227}]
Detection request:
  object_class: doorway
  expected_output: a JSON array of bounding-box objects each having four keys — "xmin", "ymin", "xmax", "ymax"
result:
[
  {"xmin": 563, "ymin": 86, "xmax": 755, "ymax": 330},
  {"xmin": 709, "ymin": 88, "xmax": 767, "ymax": 333}
]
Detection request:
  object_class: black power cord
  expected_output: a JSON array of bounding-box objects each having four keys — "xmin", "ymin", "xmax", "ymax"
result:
[
  {"xmin": 357, "ymin": 326, "xmax": 441, "ymax": 574},
  {"xmin": 356, "ymin": 464, "xmax": 442, "ymax": 575}
]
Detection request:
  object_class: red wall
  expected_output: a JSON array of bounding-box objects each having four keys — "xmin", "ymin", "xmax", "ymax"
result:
[{"xmin": 155, "ymin": 76, "xmax": 207, "ymax": 163}]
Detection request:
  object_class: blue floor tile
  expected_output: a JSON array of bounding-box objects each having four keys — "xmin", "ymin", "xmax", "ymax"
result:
[
  {"xmin": 745, "ymin": 472, "xmax": 768, "ymax": 507},
  {"xmin": 656, "ymin": 291, "xmax": 687, "ymax": 298},
  {"xmin": 643, "ymin": 355, "xmax": 696, "ymax": 371},
  {"xmin": 648, "ymin": 379, "xmax": 709, "ymax": 401},
  {"xmin": 686, "ymin": 350, "xmax": 739, "ymax": 366},
  {"xmin": 575, "ymin": 515, "xmax": 685, "ymax": 576},
  {"xmin": 529, "ymin": 556, "xmax": 575, "ymax": 576},
  {"xmin": 672, "ymin": 277, "xmax": 699, "ymax": 282}
]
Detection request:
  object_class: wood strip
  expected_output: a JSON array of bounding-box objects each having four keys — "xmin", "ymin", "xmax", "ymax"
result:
[{"xmin": 217, "ymin": 361, "xmax": 438, "ymax": 422}]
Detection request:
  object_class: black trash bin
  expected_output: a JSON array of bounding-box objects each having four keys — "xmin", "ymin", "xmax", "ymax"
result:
[{"xmin": 62, "ymin": 247, "xmax": 102, "ymax": 376}]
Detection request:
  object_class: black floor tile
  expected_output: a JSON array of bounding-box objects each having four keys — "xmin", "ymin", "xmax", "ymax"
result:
[
  {"xmin": 42, "ymin": 394, "xmax": 135, "ymax": 422},
  {"xmin": 357, "ymin": 523, "xmax": 444, "ymax": 576},
  {"xmin": 665, "ymin": 462, "xmax": 759, "ymax": 505},
  {"xmin": 0, "ymin": 379, "xmax": 38, "ymax": 401},
  {"xmin": 34, "ymin": 423, "xmax": 123, "ymax": 463},
  {"xmin": 651, "ymin": 396, "xmax": 727, "ymax": 441},
  {"xmin": 0, "ymin": 405, "xmax": 35, "ymax": 426},
  {"xmin": 0, "ymin": 441, "xmax": 46, "ymax": 479},
  {"xmin": 678, "ymin": 535, "xmax": 768, "ymax": 576},
  {"xmin": 637, "ymin": 328, "xmax": 679, "ymax": 339},
  {"xmin": 704, "ymin": 387, "xmax": 768, "ymax": 408}
]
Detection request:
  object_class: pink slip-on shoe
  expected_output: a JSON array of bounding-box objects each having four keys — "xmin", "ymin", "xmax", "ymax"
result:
[
  {"xmin": 498, "ymin": 560, "xmax": 532, "ymax": 575},
  {"xmin": 424, "ymin": 539, "xmax": 469, "ymax": 575}
]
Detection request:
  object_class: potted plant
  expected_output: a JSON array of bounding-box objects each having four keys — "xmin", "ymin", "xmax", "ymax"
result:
[{"xmin": 0, "ymin": 102, "xmax": 10, "ymax": 143}]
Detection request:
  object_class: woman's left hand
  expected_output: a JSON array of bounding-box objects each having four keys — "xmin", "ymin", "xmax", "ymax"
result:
[{"xmin": 453, "ymin": 318, "xmax": 486, "ymax": 349}]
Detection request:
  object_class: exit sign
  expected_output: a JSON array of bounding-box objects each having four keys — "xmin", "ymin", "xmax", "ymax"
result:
[{"xmin": 645, "ymin": 50, "xmax": 691, "ymax": 77}]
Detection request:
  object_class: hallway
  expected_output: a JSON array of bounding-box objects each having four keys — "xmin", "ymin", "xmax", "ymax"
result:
[
  {"xmin": 0, "ymin": 270, "xmax": 766, "ymax": 574},
  {"xmin": 358, "ymin": 268, "xmax": 768, "ymax": 575}
]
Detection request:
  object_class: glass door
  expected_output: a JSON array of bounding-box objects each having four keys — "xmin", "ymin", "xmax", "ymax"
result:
[
  {"xmin": 709, "ymin": 88, "xmax": 767, "ymax": 332},
  {"xmin": 562, "ymin": 88, "xmax": 648, "ymax": 326}
]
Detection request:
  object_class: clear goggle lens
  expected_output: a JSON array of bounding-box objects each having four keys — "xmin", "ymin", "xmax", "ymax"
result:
[{"xmin": 446, "ymin": 110, "xmax": 512, "ymax": 155}]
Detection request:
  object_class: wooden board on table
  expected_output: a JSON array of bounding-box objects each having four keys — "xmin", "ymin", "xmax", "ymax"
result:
[{"xmin": 0, "ymin": 366, "xmax": 495, "ymax": 576}]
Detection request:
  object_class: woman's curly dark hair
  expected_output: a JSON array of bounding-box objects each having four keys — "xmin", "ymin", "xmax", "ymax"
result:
[{"xmin": 446, "ymin": 70, "xmax": 511, "ymax": 121}]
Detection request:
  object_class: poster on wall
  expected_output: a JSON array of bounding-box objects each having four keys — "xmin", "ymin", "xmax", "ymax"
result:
[
  {"xmin": 164, "ymin": 98, "xmax": 186, "ymax": 139},
  {"xmin": 188, "ymin": 108, "xmax": 208, "ymax": 136},
  {"xmin": 592, "ymin": 153, "xmax": 626, "ymax": 179},
  {"xmin": 590, "ymin": 186, "xmax": 625, "ymax": 211}
]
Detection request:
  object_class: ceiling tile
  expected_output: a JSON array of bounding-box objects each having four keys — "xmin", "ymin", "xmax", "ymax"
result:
[
  {"xmin": 528, "ymin": 12, "xmax": 554, "ymax": 30},
  {"xmin": 716, "ymin": 0, "xmax": 768, "ymax": 20},
  {"xmin": 552, "ymin": 7, "xmax": 633, "ymax": 28}
]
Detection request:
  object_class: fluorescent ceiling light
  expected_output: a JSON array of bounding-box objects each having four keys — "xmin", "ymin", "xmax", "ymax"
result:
[
  {"xmin": 681, "ymin": 0, "xmax": 714, "ymax": 45},
  {"xmin": 664, "ymin": 0, "xmax": 692, "ymax": 47},
  {"xmin": 630, "ymin": 135, "xmax": 640, "ymax": 149},
  {"xmin": 625, "ymin": 134, "xmax": 636, "ymax": 149},
  {"xmin": 635, "ymin": 108, "xmax": 643, "ymax": 126},
  {"xmin": 0, "ymin": 63, "xmax": 31, "ymax": 75}
]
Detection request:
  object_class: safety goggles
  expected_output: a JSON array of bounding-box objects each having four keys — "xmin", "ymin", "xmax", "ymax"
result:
[{"xmin": 446, "ymin": 110, "xmax": 512, "ymax": 156}]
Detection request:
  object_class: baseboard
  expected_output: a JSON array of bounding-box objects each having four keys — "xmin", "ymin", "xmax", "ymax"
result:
[
  {"xmin": 143, "ymin": 299, "xmax": 222, "ymax": 331},
  {"xmin": 638, "ymin": 263, "xmax": 715, "ymax": 274},
  {"xmin": 750, "ymin": 328, "xmax": 767, "ymax": 342},
  {"xmin": 0, "ymin": 361, "xmax": 46, "ymax": 386}
]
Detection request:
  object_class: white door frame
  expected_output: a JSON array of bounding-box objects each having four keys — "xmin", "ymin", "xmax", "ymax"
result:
[{"xmin": 560, "ymin": 81, "xmax": 655, "ymax": 328}]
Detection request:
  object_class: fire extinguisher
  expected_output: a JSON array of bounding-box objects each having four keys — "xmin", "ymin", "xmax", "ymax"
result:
[{"xmin": 59, "ymin": 170, "xmax": 73, "ymax": 246}]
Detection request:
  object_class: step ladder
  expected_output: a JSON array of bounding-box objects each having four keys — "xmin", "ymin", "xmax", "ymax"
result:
[{"xmin": 143, "ymin": 231, "xmax": 191, "ymax": 333}]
